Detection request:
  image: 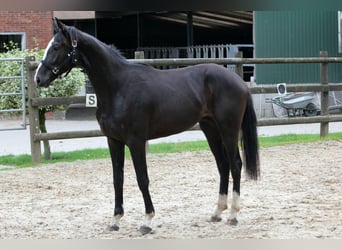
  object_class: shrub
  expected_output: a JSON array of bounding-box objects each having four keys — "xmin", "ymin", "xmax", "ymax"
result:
[{"xmin": 0, "ymin": 42, "xmax": 85, "ymax": 113}]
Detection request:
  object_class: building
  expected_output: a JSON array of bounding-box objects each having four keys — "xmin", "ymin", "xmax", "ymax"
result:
[
  {"xmin": 2, "ymin": 10, "xmax": 341, "ymax": 84},
  {"xmin": 254, "ymin": 11, "xmax": 342, "ymax": 84},
  {"xmin": 253, "ymin": 11, "xmax": 342, "ymax": 117},
  {"xmin": 0, "ymin": 11, "xmax": 53, "ymax": 52}
]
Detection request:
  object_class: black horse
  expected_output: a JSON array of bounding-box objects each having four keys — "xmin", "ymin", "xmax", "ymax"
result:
[{"xmin": 35, "ymin": 19, "xmax": 259, "ymax": 235}]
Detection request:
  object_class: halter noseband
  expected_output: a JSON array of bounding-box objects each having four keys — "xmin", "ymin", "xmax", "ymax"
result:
[{"xmin": 41, "ymin": 28, "xmax": 78, "ymax": 78}]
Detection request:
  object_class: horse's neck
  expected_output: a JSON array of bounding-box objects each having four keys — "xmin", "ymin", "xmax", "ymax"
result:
[
  {"xmin": 77, "ymin": 31, "xmax": 126, "ymax": 97},
  {"xmin": 78, "ymin": 32, "xmax": 125, "ymax": 72}
]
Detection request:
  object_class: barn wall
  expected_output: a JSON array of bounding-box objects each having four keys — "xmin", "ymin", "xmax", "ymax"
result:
[{"xmin": 254, "ymin": 11, "xmax": 342, "ymax": 84}]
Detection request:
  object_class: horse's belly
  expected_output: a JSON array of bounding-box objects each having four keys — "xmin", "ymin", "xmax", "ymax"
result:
[
  {"xmin": 148, "ymin": 124, "xmax": 196, "ymax": 140},
  {"xmin": 148, "ymin": 112, "xmax": 199, "ymax": 139}
]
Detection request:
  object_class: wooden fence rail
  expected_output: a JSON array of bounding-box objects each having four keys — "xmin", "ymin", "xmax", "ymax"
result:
[
  {"xmin": 26, "ymin": 52, "xmax": 342, "ymax": 163},
  {"xmin": 28, "ymin": 56, "xmax": 342, "ymax": 68}
]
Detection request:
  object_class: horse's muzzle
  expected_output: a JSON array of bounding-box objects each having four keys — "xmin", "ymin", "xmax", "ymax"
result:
[{"xmin": 35, "ymin": 76, "xmax": 50, "ymax": 88}]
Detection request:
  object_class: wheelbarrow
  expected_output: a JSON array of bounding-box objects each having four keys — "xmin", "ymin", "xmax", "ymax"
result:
[{"xmin": 266, "ymin": 92, "xmax": 318, "ymax": 117}]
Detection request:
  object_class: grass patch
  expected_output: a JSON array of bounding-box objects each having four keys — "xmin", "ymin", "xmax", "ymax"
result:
[
  {"xmin": 148, "ymin": 140, "xmax": 210, "ymax": 154},
  {"xmin": 0, "ymin": 132, "xmax": 341, "ymax": 170},
  {"xmin": 0, "ymin": 154, "xmax": 34, "ymax": 168},
  {"xmin": 258, "ymin": 133, "xmax": 341, "ymax": 147}
]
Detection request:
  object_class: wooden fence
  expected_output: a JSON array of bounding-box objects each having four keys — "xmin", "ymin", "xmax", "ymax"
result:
[{"xmin": 26, "ymin": 52, "xmax": 342, "ymax": 163}]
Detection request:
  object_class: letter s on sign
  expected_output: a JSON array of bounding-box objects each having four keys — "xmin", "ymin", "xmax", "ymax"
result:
[{"xmin": 86, "ymin": 94, "xmax": 97, "ymax": 107}]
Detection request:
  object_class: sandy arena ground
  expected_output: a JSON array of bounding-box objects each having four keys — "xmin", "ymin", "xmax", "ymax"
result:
[{"xmin": 0, "ymin": 140, "xmax": 341, "ymax": 239}]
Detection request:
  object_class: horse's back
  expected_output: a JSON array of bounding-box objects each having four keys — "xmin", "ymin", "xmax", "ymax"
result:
[{"xmin": 137, "ymin": 63, "xmax": 250, "ymax": 116}]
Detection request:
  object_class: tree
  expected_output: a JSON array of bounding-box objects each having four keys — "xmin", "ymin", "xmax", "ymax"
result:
[{"xmin": 0, "ymin": 42, "xmax": 85, "ymax": 160}]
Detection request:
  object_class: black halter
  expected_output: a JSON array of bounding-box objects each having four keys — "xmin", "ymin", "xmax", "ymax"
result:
[{"xmin": 41, "ymin": 28, "xmax": 78, "ymax": 78}]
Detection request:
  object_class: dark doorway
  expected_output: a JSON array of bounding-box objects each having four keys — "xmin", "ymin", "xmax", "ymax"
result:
[{"xmin": 95, "ymin": 11, "xmax": 253, "ymax": 59}]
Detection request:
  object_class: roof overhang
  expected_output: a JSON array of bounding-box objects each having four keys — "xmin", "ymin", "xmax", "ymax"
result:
[{"xmin": 95, "ymin": 11, "xmax": 253, "ymax": 30}]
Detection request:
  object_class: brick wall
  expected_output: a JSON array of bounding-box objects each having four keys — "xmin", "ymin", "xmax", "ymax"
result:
[{"xmin": 0, "ymin": 11, "xmax": 53, "ymax": 49}]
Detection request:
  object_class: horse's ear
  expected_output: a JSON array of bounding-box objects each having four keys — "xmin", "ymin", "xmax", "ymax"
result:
[
  {"xmin": 53, "ymin": 18, "xmax": 60, "ymax": 34},
  {"xmin": 54, "ymin": 18, "xmax": 67, "ymax": 32},
  {"xmin": 53, "ymin": 18, "xmax": 71, "ymax": 40}
]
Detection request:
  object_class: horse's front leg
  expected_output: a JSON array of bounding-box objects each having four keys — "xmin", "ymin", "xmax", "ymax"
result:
[
  {"xmin": 107, "ymin": 138, "xmax": 125, "ymax": 231},
  {"xmin": 128, "ymin": 139, "xmax": 155, "ymax": 235}
]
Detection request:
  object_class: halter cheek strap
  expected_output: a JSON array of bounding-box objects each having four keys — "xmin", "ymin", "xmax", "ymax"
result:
[{"xmin": 41, "ymin": 28, "xmax": 78, "ymax": 78}]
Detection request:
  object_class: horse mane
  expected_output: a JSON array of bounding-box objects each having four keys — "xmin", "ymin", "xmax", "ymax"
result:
[
  {"xmin": 74, "ymin": 26, "xmax": 128, "ymax": 64},
  {"xmin": 74, "ymin": 26, "xmax": 151, "ymax": 68},
  {"xmin": 107, "ymin": 43, "xmax": 152, "ymax": 68},
  {"xmin": 107, "ymin": 44, "xmax": 127, "ymax": 61},
  {"xmin": 93, "ymin": 36, "xmax": 127, "ymax": 62}
]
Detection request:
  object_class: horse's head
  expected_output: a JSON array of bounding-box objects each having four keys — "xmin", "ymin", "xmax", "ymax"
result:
[{"xmin": 34, "ymin": 18, "xmax": 78, "ymax": 87}]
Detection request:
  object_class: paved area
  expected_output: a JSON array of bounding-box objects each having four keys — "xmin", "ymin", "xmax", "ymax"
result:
[{"xmin": 0, "ymin": 119, "xmax": 341, "ymax": 156}]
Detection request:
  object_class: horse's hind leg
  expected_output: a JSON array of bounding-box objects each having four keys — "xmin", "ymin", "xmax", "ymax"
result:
[
  {"xmin": 200, "ymin": 119, "xmax": 229, "ymax": 222},
  {"xmin": 221, "ymin": 130, "xmax": 242, "ymax": 226},
  {"xmin": 227, "ymin": 149, "xmax": 242, "ymax": 225}
]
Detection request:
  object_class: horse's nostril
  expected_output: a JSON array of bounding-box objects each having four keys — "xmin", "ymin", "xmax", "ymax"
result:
[{"xmin": 36, "ymin": 76, "xmax": 40, "ymax": 84}]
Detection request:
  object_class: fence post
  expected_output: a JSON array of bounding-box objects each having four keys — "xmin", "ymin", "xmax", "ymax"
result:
[
  {"xmin": 26, "ymin": 56, "xmax": 42, "ymax": 163},
  {"xmin": 320, "ymin": 51, "xmax": 329, "ymax": 138},
  {"xmin": 134, "ymin": 51, "xmax": 145, "ymax": 60},
  {"xmin": 235, "ymin": 51, "xmax": 243, "ymax": 79}
]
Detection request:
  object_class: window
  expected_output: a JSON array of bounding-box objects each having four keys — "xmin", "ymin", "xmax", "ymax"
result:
[
  {"xmin": 0, "ymin": 32, "xmax": 26, "ymax": 52},
  {"xmin": 339, "ymin": 11, "xmax": 342, "ymax": 53}
]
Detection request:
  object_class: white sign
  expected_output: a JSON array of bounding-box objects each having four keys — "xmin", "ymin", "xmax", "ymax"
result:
[
  {"xmin": 86, "ymin": 94, "xmax": 97, "ymax": 107},
  {"xmin": 276, "ymin": 83, "xmax": 287, "ymax": 96}
]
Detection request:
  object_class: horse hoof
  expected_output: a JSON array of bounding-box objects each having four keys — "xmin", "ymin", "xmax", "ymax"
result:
[
  {"xmin": 227, "ymin": 218, "xmax": 238, "ymax": 226},
  {"xmin": 108, "ymin": 224, "xmax": 120, "ymax": 231},
  {"xmin": 210, "ymin": 215, "xmax": 222, "ymax": 222},
  {"xmin": 139, "ymin": 225, "xmax": 152, "ymax": 235}
]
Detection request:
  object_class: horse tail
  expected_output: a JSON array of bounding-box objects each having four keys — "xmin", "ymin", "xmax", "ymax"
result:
[{"xmin": 241, "ymin": 93, "xmax": 260, "ymax": 180}]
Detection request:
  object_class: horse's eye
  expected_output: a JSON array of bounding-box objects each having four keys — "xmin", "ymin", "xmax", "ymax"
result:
[{"xmin": 53, "ymin": 44, "xmax": 60, "ymax": 51}]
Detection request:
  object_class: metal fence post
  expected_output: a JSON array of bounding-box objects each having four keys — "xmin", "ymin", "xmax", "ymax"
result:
[
  {"xmin": 235, "ymin": 51, "xmax": 243, "ymax": 79},
  {"xmin": 320, "ymin": 51, "xmax": 329, "ymax": 138},
  {"xmin": 26, "ymin": 56, "xmax": 41, "ymax": 163}
]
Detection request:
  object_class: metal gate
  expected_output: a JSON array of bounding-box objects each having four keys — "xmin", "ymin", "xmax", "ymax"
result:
[
  {"xmin": 0, "ymin": 57, "xmax": 26, "ymax": 131},
  {"xmin": 139, "ymin": 44, "xmax": 254, "ymax": 81}
]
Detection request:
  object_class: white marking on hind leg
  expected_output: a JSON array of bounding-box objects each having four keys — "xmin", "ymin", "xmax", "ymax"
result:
[
  {"xmin": 142, "ymin": 212, "xmax": 155, "ymax": 229},
  {"xmin": 139, "ymin": 212, "xmax": 155, "ymax": 234},
  {"xmin": 228, "ymin": 191, "xmax": 240, "ymax": 224},
  {"xmin": 211, "ymin": 194, "xmax": 228, "ymax": 221}
]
